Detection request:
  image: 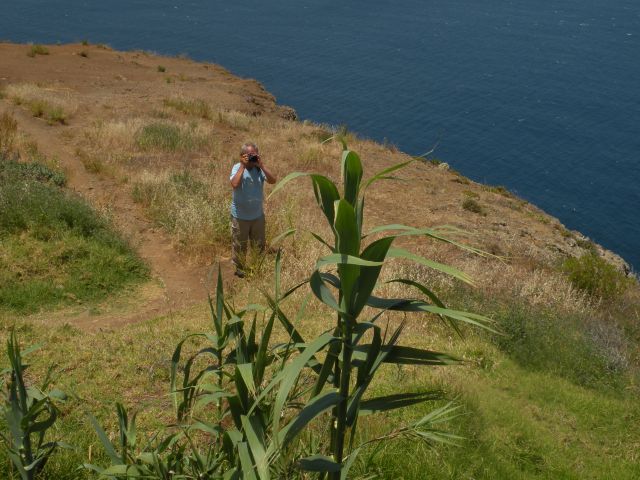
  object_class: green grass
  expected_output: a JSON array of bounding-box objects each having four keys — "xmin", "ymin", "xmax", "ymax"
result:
[
  {"xmin": 135, "ymin": 122, "xmax": 209, "ymax": 152},
  {"xmin": 2, "ymin": 290, "xmax": 638, "ymax": 479},
  {"xmin": 26, "ymin": 44, "xmax": 49, "ymax": 57},
  {"xmin": 355, "ymin": 361, "xmax": 640, "ymax": 479},
  {"xmin": 0, "ymin": 158, "xmax": 147, "ymax": 314},
  {"xmin": 163, "ymin": 97, "xmax": 211, "ymax": 119}
]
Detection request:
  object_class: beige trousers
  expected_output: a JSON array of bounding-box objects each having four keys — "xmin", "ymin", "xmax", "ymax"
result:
[{"xmin": 231, "ymin": 215, "xmax": 266, "ymax": 269}]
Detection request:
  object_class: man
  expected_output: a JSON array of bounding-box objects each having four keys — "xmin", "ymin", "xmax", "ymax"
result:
[{"xmin": 229, "ymin": 142, "xmax": 276, "ymax": 278}]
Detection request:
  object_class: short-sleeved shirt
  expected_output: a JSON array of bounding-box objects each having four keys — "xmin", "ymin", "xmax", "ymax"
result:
[{"xmin": 230, "ymin": 163, "xmax": 266, "ymax": 220}]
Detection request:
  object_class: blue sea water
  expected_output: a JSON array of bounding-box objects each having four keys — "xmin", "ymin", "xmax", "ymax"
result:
[{"xmin": 2, "ymin": 0, "xmax": 638, "ymax": 270}]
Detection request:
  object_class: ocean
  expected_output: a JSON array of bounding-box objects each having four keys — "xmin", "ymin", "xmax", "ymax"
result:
[{"xmin": 2, "ymin": 0, "xmax": 638, "ymax": 270}]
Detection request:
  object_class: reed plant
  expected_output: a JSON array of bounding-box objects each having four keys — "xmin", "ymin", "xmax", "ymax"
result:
[
  {"xmin": 0, "ymin": 331, "xmax": 68, "ymax": 480},
  {"xmin": 80, "ymin": 145, "xmax": 493, "ymax": 479}
]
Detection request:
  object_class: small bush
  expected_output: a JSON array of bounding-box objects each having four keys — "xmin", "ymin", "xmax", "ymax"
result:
[
  {"xmin": 78, "ymin": 50, "xmax": 88, "ymax": 58},
  {"xmin": 157, "ymin": 65, "xmax": 166, "ymax": 72},
  {"xmin": 562, "ymin": 253, "xmax": 633, "ymax": 301},
  {"xmin": 27, "ymin": 44, "xmax": 49, "ymax": 57},
  {"xmin": 462, "ymin": 198, "xmax": 484, "ymax": 215},
  {"xmin": 81, "ymin": 39, "xmax": 89, "ymax": 46}
]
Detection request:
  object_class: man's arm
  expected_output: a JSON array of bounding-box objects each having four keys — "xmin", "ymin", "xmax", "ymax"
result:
[
  {"xmin": 230, "ymin": 160, "xmax": 247, "ymax": 189},
  {"xmin": 257, "ymin": 157, "xmax": 277, "ymax": 184}
]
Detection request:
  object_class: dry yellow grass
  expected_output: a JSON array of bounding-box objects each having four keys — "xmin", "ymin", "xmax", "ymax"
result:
[{"xmin": 4, "ymin": 83, "xmax": 78, "ymax": 124}]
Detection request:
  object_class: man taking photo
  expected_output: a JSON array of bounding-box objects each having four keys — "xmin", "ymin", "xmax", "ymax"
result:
[{"xmin": 229, "ymin": 142, "xmax": 276, "ymax": 278}]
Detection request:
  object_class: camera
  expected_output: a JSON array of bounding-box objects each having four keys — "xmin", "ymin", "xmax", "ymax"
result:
[{"xmin": 248, "ymin": 154, "xmax": 259, "ymax": 163}]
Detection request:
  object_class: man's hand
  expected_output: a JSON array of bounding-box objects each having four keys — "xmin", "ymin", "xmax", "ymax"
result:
[
  {"xmin": 256, "ymin": 156, "xmax": 277, "ymax": 184},
  {"xmin": 240, "ymin": 154, "xmax": 250, "ymax": 167}
]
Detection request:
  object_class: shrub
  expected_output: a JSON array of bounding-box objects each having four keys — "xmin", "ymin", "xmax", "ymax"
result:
[
  {"xmin": 562, "ymin": 252, "xmax": 633, "ymax": 301},
  {"xmin": 462, "ymin": 198, "xmax": 484, "ymax": 215},
  {"xmin": 157, "ymin": 65, "xmax": 166, "ymax": 72},
  {"xmin": 26, "ymin": 44, "xmax": 49, "ymax": 57}
]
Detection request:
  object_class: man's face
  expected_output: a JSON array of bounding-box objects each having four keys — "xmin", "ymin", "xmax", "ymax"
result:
[
  {"xmin": 244, "ymin": 146, "xmax": 259, "ymax": 168},
  {"xmin": 245, "ymin": 146, "xmax": 258, "ymax": 157}
]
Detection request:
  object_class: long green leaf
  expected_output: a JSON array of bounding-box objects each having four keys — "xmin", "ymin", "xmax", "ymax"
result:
[
  {"xmin": 267, "ymin": 171, "xmax": 309, "ymax": 199},
  {"xmin": 351, "ymin": 236, "xmax": 395, "ymax": 318},
  {"xmin": 310, "ymin": 270, "xmax": 343, "ymax": 314},
  {"xmin": 311, "ymin": 175, "xmax": 341, "ymax": 227},
  {"xmin": 341, "ymin": 150, "xmax": 363, "ymax": 206},
  {"xmin": 334, "ymin": 199, "xmax": 361, "ymax": 315},
  {"xmin": 240, "ymin": 416, "xmax": 269, "ymax": 480},
  {"xmin": 237, "ymin": 442, "xmax": 258, "ymax": 480},
  {"xmin": 298, "ymin": 455, "xmax": 342, "ymax": 473},
  {"xmin": 389, "ymin": 278, "xmax": 461, "ymax": 336},
  {"xmin": 359, "ymin": 391, "xmax": 444, "ymax": 416},
  {"xmin": 386, "ymin": 247, "xmax": 474, "ymax": 285},
  {"xmin": 316, "ymin": 254, "xmax": 383, "ymax": 269},
  {"xmin": 277, "ymin": 391, "xmax": 341, "ymax": 450},
  {"xmin": 270, "ymin": 228, "xmax": 296, "ymax": 247},
  {"xmin": 269, "ymin": 333, "xmax": 335, "ymax": 440},
  {"xmin": 237, "ymin": 363, "xmax": 257, "ymax": 396},
  {"xmin": 87, "ymin": 414, "xmax": 121, "ymax": 464},
  {"xmin": 254, "ymin": 312, "xmax": 275, "ymax": 386},
  {"xmin": 362, "ymin": 158, "xmax": 415, "ymax": 191},
  {"xmin": 365, "ymin": 297, "xmax": 497, "ymax": 332},
  {"xmin": 365, "ymin": 223, "xmax": 490, "ymax": 257}
]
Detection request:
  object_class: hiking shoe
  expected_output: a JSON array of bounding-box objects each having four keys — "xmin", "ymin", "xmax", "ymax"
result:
[{"xmin": 234, "ymin": 269, "xmax": 246, "ymax": 279}]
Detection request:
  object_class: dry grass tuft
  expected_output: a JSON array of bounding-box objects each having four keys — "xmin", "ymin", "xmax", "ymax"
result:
[
  {"xmin": 132, "ymin": 169, "xmax": 229, "ymax": 257},
  {"xmin": 164, "ymin": 97, "xmax": 212, "ymax": 119},
  {"xmin": 4, "ymin": 83, "xmax": 78, "ymax": 124},
  {"xmin": 216, "ymin": 109, "xmax": 252, "ymax": 130},
  {"xmin": 0, "ymin": 112, "xmax": 18, "ymax": 158}
]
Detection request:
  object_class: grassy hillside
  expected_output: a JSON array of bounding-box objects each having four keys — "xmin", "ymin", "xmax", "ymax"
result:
[
  {"xmin": 0, "ymin": 43, "xmax": 638, "ymax": 479},
  {"xmin": 0, "ymin": 115, "xmax": 148, "ymax": 314}
]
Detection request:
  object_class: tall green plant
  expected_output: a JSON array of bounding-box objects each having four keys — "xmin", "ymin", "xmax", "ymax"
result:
[
  {"xmin": 87, "ymin": 146, "xmax": 493, "ymax": 479},
  {"xmin": 270, "ymin": 145, "xmax": 495, "ymax": 477},
  {"xmin": 0, "ymin": 330, "xmax": 68, "ymax": 480}
]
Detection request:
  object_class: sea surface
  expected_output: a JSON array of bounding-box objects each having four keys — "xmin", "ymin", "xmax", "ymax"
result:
[{"xmin": 2, "ymin": 0, "xmax": 638, "ymax": 270}]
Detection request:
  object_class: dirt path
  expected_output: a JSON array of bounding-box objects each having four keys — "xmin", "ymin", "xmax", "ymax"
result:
[{"xmin": 2, "ymin": 102, "xmax": 234, "ymax": 331}]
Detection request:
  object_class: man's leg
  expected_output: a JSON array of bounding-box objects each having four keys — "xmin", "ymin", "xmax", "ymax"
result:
[
  {"xmin": 231, "ymin": 216, "xmax": 250, "ymax": 275},
  {"xmin": 249, "ymin": 215, "xmax": 266, "ymax": 253}
]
